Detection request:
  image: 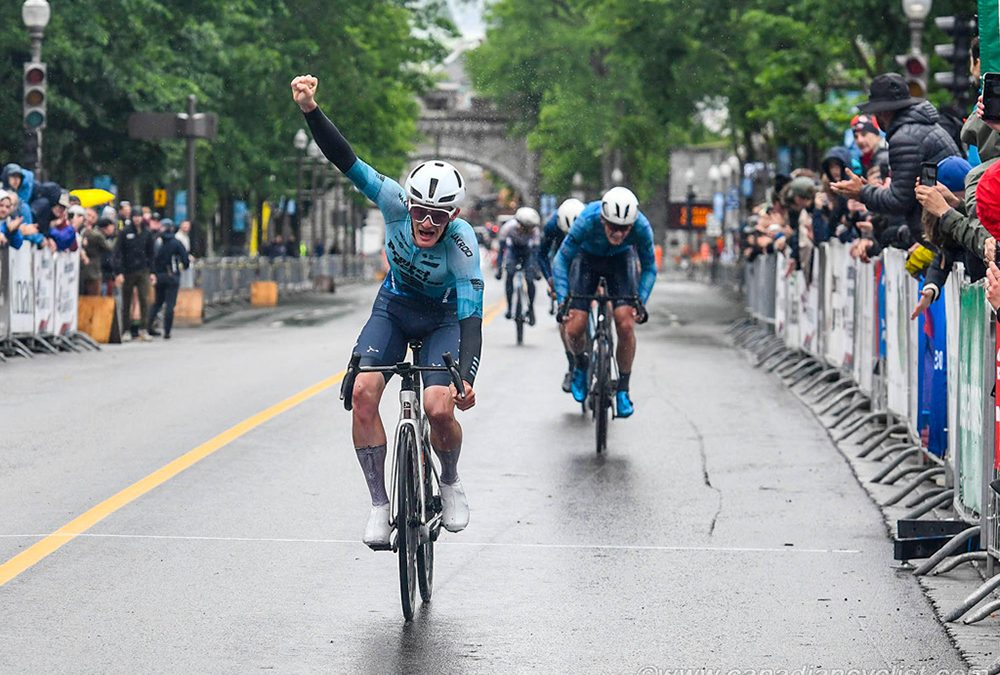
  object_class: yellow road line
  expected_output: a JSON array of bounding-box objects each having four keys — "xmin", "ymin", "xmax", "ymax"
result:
[
  {"xmin": 0, "ymin": 371, "xmax": 346, "ymax": 587},
  {"xmin": 0, "ymin": 297, "xmax": 505, "ymax": 587}
]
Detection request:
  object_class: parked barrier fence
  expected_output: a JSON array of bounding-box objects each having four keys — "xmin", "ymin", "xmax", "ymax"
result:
[
  {"xmin": 734, "ymin": 240, "xmax": 1000, "ymax": 610},
  {"xmin": 0, "ymin": 248, "xmax": 384, "ymax": 361}
]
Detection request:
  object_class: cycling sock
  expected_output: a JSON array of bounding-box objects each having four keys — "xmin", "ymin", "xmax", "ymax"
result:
[
  {"xmin": 617, "ymin": 372, "xmax": 631, "ymax": 392},
  {"xmin": 565, "ymin": 350, "xmax": 575, "ymax": 370},
  {"xmin": 355, "ymin": 445, "xmax": 389, "ymax": 506},
  {"xmin": 575, "ymin": 352, "xmax": 589, "ymax": 371},
  {"xmin": 504, "ymin": 274, "xmax": 514, "ymax": 308},
  {"xmin": 436, "ymin": 446, "xmax": 461, "ymax": 485}
]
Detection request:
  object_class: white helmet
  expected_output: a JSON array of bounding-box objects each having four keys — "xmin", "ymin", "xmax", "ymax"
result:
[
  {"xmin": 404, "ymin": 160, "xmax": 466, "ymax": 208},
  {"xmin": 515, "ymin": 206, "xmax": 540, "ymax": 229},
  {"xmin": 556, "ymin": 198, "xmax": 585, "ymax": 233},
  {"xmin": 601, "ymin": 186, "xmax": 639, "ymax": 226}
]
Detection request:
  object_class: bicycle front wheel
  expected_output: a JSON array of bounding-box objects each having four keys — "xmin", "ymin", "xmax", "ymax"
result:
[
  {"xmin": 595, "ymin": 337, "xmax": 610, "ymax": 453},
  {"xmin": 416, "ymin": 441, "xmax": 437, "ymax": 602},
  {"xmin": 396, "ymin": 425, "xmax": 419, "ymax": 620},
  {"xmin": 515, "ymin": 287, "xmax": 524, "ymax": 345}
]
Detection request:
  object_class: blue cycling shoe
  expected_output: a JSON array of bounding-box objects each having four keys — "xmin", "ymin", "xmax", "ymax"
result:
[
  {"xmin": 616, "ymin": 390, "xmax": 635, "ymax": 418},
  {"xmin": 571, "ymin": 367, "xmax": 588, "ymax": 402}
]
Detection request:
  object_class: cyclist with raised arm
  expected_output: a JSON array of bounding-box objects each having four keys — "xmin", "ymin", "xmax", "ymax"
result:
[
  {"xmin": 495, "ymin": 206, "xmax": 541, "ymax": 325},
  {"xmin": 539, "ymin": 198, "xmax": 585, "ymax": 391},
  {"xmin": 292, "ymin": 75, "xmax": 482, "ymax": 548},
  {"xmin": 553, "ymin": 187, "xmax": 655, "ymax": 417}
]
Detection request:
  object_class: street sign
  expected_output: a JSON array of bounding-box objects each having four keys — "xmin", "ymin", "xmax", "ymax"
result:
[
  {"xmin": 128, "ymin": 111, "xmax": 219, "ymax": 140},
  {"xmin": 153, "ymin": 189, "xmax": 167, "ymax": 208}
]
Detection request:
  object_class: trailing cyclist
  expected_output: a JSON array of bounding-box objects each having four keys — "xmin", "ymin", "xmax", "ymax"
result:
[
  {"xmin": 553, "ymin": 187, "xmax": 655, "ymax": 418},
  {"xmin": 495, "ymin": 207, "xmax": 542, "ymax": 325},
  {"xmin": 292, "ymin": 74, "xmax": 482, "ymax": 548},
  {"xmin": 539, "ymin": 198, "xmax": 585, "ymax": 392}
]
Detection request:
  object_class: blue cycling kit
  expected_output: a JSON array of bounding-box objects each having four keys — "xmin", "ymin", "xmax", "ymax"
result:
[
  {"xmin": 304, "ymin": 106, "xmax": 484, "ymax": 384},
  {"xmin": 537, "ymin": 211, "xmax": 565, "ymax": 281},
  {"xmin": 344, "ymin": 159, "xmax": 484, "ymax": 321},
  {"xmin": 552, "ymin": 200, "xmax": 656, "ymax": 304}
]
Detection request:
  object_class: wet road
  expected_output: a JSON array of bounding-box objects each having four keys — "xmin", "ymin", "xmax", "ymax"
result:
[{"xmin": 0, "ymin": 275, "xmax": 964, "ymax": 672}]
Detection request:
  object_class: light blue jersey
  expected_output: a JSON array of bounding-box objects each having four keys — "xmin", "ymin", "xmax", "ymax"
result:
[
  {"xmin": 345, "ymin": 159, "xmax": 484, "ymax": 320},
  {"xmin": 552, "ymin": 200, "xmax": 656, "ymax": 303}
]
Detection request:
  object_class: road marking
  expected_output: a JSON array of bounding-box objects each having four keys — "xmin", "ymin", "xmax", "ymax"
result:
[
  {"xmin": 0, "ymin": 296, "xmax": 505, "ymax": 587},
  {"xmin": 0, "ymin": 533, "xmax": 860, "ymax": 555}
]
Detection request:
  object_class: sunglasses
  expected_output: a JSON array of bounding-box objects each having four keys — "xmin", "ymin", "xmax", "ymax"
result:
[
  {"xmin": 606, "ymin": 222, "xmax": 632, "ymax": 233},
  {"xmin": 409, "ymin": 204, "xmax": 455, "ymax": 228}
]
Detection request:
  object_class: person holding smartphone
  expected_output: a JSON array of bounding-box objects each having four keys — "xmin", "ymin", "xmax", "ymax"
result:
[{"xmin": 832, "ymin": 73, "xmax": 959, "ymax": 237}]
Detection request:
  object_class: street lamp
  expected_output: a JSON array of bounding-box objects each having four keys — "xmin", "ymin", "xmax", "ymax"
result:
[
  {"xmin": 293, "ymin": 129, "xmax": 308, "ymax": 247},
  {"xmin": 22, "ymin": 0, "xmax": 50, "ymax": 61},
  {"xmin": 611, "ymin": 167, "xmax": 624, "ymax": 185},
  {"xmin": 902, "ymin": 0, "xmax": 932, "ymax": 54},
  {"xmin": 572, "ymin": 171, "xmax": 584, "ymax": 201}
]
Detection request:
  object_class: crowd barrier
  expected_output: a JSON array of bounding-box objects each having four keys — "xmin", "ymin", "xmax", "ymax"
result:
[
  {"xmin": 0, "ymin": 247, "xmax": 384, "ymax": 361},
  {"xmin": 733, "ymin": 240, "xmax": 1000, "ymax": 629}
]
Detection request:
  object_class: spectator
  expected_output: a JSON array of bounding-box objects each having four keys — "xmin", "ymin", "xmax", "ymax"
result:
[
  {"xmin": 118, "ymin": 201, "xmax": 132, "ymax": 230},
  {"xmin": 832, "ymin": 73, "xmax": 959, "ymax": 239},
  {"xmin": 1, "ymin": 163, "xmax": 34, "ymax": 224},
  {"xmin": 47, "ymin": 194, "xmax": 77, "ymax": 252},
  {"xmin": 0, "ymin": 190, "xmax": 24, "ymax": 249},
  {"xmin": 100, "ymin": 203, "xmax": 117, "ymax": 223},
  {"xmin": 148, "ymin": 218, "xmax": 190, "ymax": 340},
  {"xmin": 851, "ymin": 115, "xmax": 889, "ymax": 173},
  {"xmin": 98, "ymin": 218, "xmax": 117, "ymax": 295},
  {"xmin": 175, "ymin": 219, "xmax": 192, "ymax": 252},
  {"xmin": 84, "ymin": 207, "xmax": 98, "ymax": 231},
  {"xmin": 80, "ymin": 215, "xmax": 114, "ymax": 296},
  {"xmin": 113, "ymin": 209, "xmax": 155, "ymax": 341}
]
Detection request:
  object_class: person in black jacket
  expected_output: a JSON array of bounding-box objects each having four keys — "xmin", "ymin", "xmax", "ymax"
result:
[
  {"xmin": 148, "ymin": 219, "xmax": 190, "ymax": 340},
  {"xmin": 832, "ymin": 73, "xmax": 959, "ymax": 238},
  {"xmin": 113, "ymin": 213, "xmax": 155, "ymax": 340}
]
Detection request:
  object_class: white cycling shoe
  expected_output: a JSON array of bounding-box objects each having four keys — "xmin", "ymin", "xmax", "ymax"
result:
[
  {"xmin": 440, "ymin": 480, "xmax": 470, "ymax": 532},
  {"xmin": 363, "ymin": 503, "xmax": 391, "ymax": 547}
]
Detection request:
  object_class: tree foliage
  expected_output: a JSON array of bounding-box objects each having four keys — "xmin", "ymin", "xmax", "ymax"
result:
[
  {"xmin": 468, "ymin": 0, "xmax": 974, "ymax": 192},
  {"xmin": 0, "ymin": 0, "xmax": 452, "ymax": 210}
]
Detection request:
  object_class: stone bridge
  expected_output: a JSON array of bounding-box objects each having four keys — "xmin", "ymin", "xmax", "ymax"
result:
[{"xmin": 413, "ymin": 109, "xmax": 537, "ymax": 204}]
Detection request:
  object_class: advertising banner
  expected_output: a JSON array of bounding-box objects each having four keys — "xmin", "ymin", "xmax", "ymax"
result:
[{"xmin": 9, "ymin": 246, "xmax": 34, "ymax": 334}]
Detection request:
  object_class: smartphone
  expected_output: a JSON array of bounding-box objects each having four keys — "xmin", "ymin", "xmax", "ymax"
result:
[
  {"xmin": 984, "ymin": 73, "xmax": 1000, "ymax": 122},
  {"xmin": 878, "ymin": 162, "xmax": 890, "ymax": 181},
  {"xmin": 920, "ymin": 162, "xmax": 937, "ymax": 187}
]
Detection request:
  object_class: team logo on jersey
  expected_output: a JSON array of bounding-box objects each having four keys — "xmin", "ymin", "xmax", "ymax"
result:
[
  {"xmin": 449, "ymin": 232, "xmax": 474, "ymax": 258},
  {"xmin": 471, "ymin": 279, "xmax": 484, "ymax": 291}
]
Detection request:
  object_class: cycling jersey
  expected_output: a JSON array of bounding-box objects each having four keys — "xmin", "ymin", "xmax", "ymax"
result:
[
  {"xmin": 304, "ymin": 106, "xmax": 484, "ymax": 383},
  {"xmin": 345, "ymin": 159, "xmax": 484, "ymax": 321},
  {"xmin": 552, "ymin": 200, "xmax": 656, "ymax": 304},
  {"xmin": 537, "ymin": 211, "xmax": 565, "ymax": 281}
]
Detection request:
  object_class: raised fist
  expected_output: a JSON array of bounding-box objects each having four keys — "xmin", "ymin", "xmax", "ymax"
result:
[{"xmin": 290, "ymin": 75, "xmax": 318, "ymax": 113}]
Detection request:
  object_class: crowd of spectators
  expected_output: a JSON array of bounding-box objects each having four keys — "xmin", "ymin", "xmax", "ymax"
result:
[
  {"xmin": 742, "ymin": 37, "xmax": 1000, "ymax": 319},
  {"xmin": 0, "ymin": 166, "xmax": 194, "ymax": 342}
]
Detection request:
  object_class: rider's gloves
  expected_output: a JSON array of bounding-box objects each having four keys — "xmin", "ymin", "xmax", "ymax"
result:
[{"xmin": 634, "ymin": 302, "xmax": 649, "ymax": 325}]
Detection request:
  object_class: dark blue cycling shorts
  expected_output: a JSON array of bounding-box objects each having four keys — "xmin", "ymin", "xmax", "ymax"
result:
[
  {"xmin": 568, "ymin": 250, "xmax": 638, "ymax": 312},
  {"xmin": 504, "ymin": 244, "xmax": 540, "ymax": 279},
  {"xmin": 353, "ymin": 287, "xmax": 459, "ymax": 388}
]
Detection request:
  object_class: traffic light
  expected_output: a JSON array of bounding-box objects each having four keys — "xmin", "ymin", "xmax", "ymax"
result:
[
  {"xmin": 23, "ymin": 62, "xmax": 47, "ymax": 130},
  {"xmin": 934, "ymin": 16, "xmax": 978, "ymax": 108},
  {"xmin": 22, "ymin": 131, "xmax": 38, "ymax": 171},
  {"xmin": 896, "ymin": 53, "xmax": 928, "ymax": 98}
]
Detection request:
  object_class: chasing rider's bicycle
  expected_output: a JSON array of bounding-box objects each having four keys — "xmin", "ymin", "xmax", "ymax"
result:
[
  {"xmin": 341, "ymin": 342, "xmax": 465, "ymax": 621},
  {"xmin": 561, "ymin": 277, "xmax": 645, "ymax": 454}
]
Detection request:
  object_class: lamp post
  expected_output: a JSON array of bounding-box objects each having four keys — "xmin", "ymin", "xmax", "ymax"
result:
[
  {"xmin": 293, "ymin": 129, "xmax": 307, "ymax": 247},
  {"xmin": 572, "ymin": 172, "xmax": 584, "ymax": 202},
  {"xmin": 902, "ymin": 0, "xmax": 932, "ymax": 54},
  {"xmin": 611, "ymin": 167, "xmax": 624, "ymax": 186},
  {"xmin": 307, "ymin": 140, "xmax": 321, "ymax": 256},
  {"xmin": 684, "ymin": 168, "xmax": 695, "ymax": 236},
  {"xmin": 22, "ymin": 0, "xmax": 50, "ymax": 178}
]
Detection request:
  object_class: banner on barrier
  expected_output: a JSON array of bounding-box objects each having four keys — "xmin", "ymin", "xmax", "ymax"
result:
[
  {"xmin": 956, "ymin": 280, "xmax": 987, "ymax": 517},
  {"xmin": 33, "ymin": 247, "xmax": 55, "ymax": 334},
  {"xmin": 798, "ymin": 269, "xmax": 816, "ymax": 354},
  {"xmin": 775, "ymin": 254, "xmax": 787, "ymax": 338},
  {"xmin": 884, "ymin": 250, "xmax": 909, "ymax": 418},
  {"xmin": 54, "ymin": 250, "xmax": 80, "ymax": 335},
  {"xmin": 946, "ymin": 265, "xmax": 963, "ymax": 470},
  {"xmin": 0, "ymin": 246, "xmax": 8, "ymax": 339},
  {"xmin": 853, "ymin": 259, "xmax": 875, "ymax": 395},
  {"xmin": 9, "ymin": 246, "xmax": 33, "ymax": 334},
  {"xmin": 917, "ymin": 295, "xmax": 948, "ymax": 457}
]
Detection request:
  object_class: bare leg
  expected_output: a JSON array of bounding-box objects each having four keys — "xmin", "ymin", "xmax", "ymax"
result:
[{"xmin": 613, "ymin": 306, "xmax": 637, "ymax": 374}]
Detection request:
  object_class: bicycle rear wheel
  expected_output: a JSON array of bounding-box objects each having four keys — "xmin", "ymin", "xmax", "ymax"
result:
[
  {"xmin": 515, "ymin": 286, "xmax": 524, "ymax": 345},
  {"xmin": 396, "ymin": 426, "xmax": 419, "ymax": 620},
  {"xmin": 416, "ymin": 430, "xmax": 438, "ymax": 602},
  {"xmin": 595, "ymin": 336, "xmax": 610, "ymax": 453}
]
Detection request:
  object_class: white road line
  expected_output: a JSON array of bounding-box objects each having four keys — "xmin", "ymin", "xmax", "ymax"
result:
[{"xmin": 0, "ymin": 533, "xmax": 860, "ymax": 554}]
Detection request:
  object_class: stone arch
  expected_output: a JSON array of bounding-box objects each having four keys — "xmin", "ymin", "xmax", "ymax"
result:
[{"xmin": 408, "ymin": 146, "xmax": 532, "ymax": 201}]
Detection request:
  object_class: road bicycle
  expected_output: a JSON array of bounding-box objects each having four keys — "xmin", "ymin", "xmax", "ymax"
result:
[
  {"xmin": 562, "ymin": 277, "xmax": 644, "ymax": 453},
  {"xmin": 511, "ymin": 263, "xmax": 529, "ymax": 345},
  {"xmin": 341, "ymin": 343, "xmax": 464, "ymax": 620}
]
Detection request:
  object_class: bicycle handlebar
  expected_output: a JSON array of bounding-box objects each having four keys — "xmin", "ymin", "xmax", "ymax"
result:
[{"xmin": 340, "ymin": 352, "xmax": 465, "ymax": 411}]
